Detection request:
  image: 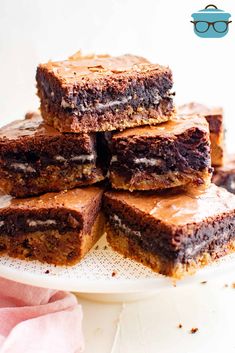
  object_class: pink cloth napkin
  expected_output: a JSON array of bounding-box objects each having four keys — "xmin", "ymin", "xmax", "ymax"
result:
[{"xmin": 0, "ymin": 277, "xmax": 84, "ymax": 353}]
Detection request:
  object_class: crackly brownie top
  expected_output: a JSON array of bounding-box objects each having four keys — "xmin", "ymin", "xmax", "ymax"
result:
[
  {"xmin": 178, "ymin": 102, "xmax": 223, "ymax": 134},
  {"xmin": 0, "ymin": 112, "xmax": 61, "ymax": 141},
  {"xmin": 105, "ymin": 184, "xmax": 235, "ymax": 226},
  {"xmin": 0, "ymin": 111, "xmax": 93, "ymax": 145},
  {"xmin": 0, "ymin": 186, "xmax": 103, "ymax": 212},
  {"xmin": 38, "ymin": 54, "xmax": 172, "ymax": 86},
  {"xmin": 178, "ymin": 102, "xmax": 223, "ymax": 116},
  {"xmin": 112, "ymin": 114, "xmax": 209, "ymax": 140}
]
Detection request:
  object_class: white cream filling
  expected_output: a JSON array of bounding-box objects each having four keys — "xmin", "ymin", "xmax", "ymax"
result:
[
  {"xmin": 0, "ymin": 221, "xmax": 4, "ymax": 227},
  {"xmin": 0, "ymin": 195, "xmax": 12, "ymax": 209},
  {"xmin": 111, "ymin": 156, "xmax": 163, "ymax": 167},
  {"xmin": 27, "ymin": 219, "xmax": 57, "ymax": 227},
  {"xmin": 133, "ymin": 157, "xmax": 163, "ymax": 167},
  {"xmin": 110, "ymin": 155, "xmax": 118, "ymax": 163},
  {"xmin": 153, "ymin": 92, "xmax": 161, "ymax": 105},
  {"xmin": 184, "ymin": 241, "xmax": 208, "ymax": 258},
  {"xmin": 186, "ymin": 228, "xmax": 230, "ymax": 258},
  {"xmin": 61, "ymin": 96, "xmax": 133, "ymax": 112},
  {"xmin": 95, "ymin": 96, "xmax": 132, "ymax": 110},
  {"xmin": 9, "ymin": 153, "xmax": 95, "ymax": 173},
  {"xmin": 70, "ymin": 154, "xmax": 95, "ymax": 162},
  {"xmin": 54, "ymin": 153, "xmax": 95, "ymax": 163},
  {"xmin": 61, "ymin": 98, "xmax": 75, "ymax": 109},
  {"xmin": 111, "ymin": 214, "xmax": 141, "ymax": 238},
  {"xmin": 60, "ymin": 90, "xmax": 163, "ymax": 112},
  {"xmin": 10, "ymin": 163, "xmax": 36, "ymax": 173},
  {"xmin": 54, "ymin": 155, "xmax": 66, "ymax": 162}
]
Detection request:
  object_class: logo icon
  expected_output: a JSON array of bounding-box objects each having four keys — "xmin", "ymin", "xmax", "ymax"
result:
[{"xmin": 191, "ymin": 4, "xmax": 231, "ymax": 38}]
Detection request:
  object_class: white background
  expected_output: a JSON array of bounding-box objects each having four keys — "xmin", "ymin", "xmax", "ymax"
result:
[
  {"xmin": 1, "ymin": 1, "xmax": 235, "ymax": 352},
  {"xmin": 0, "ymin": 0, "xmax": 235, "ymax": 153}
]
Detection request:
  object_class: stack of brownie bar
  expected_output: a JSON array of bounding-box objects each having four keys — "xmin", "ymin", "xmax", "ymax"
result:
[
  {"xmin": 0, "ymin": 51, "xmax": 235, "ymax": 279},
  {"xmin": 104, "ymin": 99, "xmax": 235, "ymax": 278},
  {"xmin": 178, "ymin": 104, "xmax": 235, "ymax": 193},
  {"xmin": 178, "ymin": 102, "xmax": 225, "ymax": 168}
]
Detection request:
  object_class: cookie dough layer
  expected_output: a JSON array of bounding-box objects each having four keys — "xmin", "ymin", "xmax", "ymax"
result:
[{"xmin": 110, "ymin": 169, "xmax": 212, "ymax": 192}]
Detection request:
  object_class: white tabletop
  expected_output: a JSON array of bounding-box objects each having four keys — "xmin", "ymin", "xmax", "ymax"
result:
[{"xmin": 78, "ymin": 274, "xmax": 235, "ymax": 353}]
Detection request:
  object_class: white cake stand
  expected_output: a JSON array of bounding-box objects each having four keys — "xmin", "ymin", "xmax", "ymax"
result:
[{"xmin": 0, "ymin": 235, "xmax": 234, "ymax": 302}]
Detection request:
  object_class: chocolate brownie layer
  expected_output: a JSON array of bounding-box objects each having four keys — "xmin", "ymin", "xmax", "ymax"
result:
[
  {"xmin": 0, "ymin": 112, "xmax": 105, "ymax": 197},
  {"xmin": 178, "ymin": 102, "xmax": 224, "ymax": 167},
  {"xmin": 36, "ymin": 54, "xmax": 175, "ymax": 133},
  {"xmin": 109, "ymin": 114, "xmax": 212, "ymax": 191},
  {"xmin": 104, "ymin": 184, "xmax": 235, "ymax": 278},
  {"xmin": 213, "ymin": 154, "xmax": 235, "ymax": 194},
  {"xmin": 0, "ymin": 186, "xmax": 104, "ymax": 265}
]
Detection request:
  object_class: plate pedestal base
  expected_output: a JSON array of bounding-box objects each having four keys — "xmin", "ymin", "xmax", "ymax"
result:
[{"xmin": 75, "ymin": 291, "xmax": 159, "ymax": 303}]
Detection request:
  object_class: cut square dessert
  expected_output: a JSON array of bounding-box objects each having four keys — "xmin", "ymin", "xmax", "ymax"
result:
[
  {"xmin": 36, "ymin": 54, "xmax": 175, "ymax": 133},
  {"xmin": 178, "ymin": 102, "xmax": 225, "ymax": 167},
  {"xmin": 0, "ymin": 186, "xmax": 104, "ymax": 265},
  {"xmin": 104, "ymin": 184, "xmax": 235, "ymax": 278},
  {"xmin": 213, "ymin": 154, "xmax": 235, "ymax": 194},
  {"xmin": 108, "ymin": 114, "xmax": 212, "ymax": 191},
  {"xmin": 0, "ymin": 112, "xmax": 105, "ymax": 197}
]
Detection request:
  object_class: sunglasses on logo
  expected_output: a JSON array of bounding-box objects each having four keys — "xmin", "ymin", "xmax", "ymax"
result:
[{"xmin": 191, "ymin": 20, "xmax": 232, "ymax": 33}]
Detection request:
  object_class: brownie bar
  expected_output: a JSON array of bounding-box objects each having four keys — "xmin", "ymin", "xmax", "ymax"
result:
[
  {"xmin": 0, "ymin": 112, "xmax": 105, "ymax": 197},
  {"xmin": 178, "ymin": 102, "xmax": 225, "ymax": 166},
  {"xmin": 108, "ymin": 114, "xmax": 212, "ymax": 191},
  {"xmin": 0, "ymin": 186, "xmax": 104, "ymax": 265},
  {"xmin": 104, "ymin": 184, "xmax": 235, "ymax": 278},
  {"xmin": 36, "ymin": 54, "xmax": 175, "ymax": 133},
  {"xmin": 213, "ymin": 154, "xmax": 235, "ymax": 193}
]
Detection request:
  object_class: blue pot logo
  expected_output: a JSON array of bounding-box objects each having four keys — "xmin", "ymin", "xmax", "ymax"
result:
[{"xmin": 191, "ymin": 4, "xmax": 231, "ymax": 38}]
